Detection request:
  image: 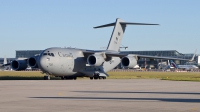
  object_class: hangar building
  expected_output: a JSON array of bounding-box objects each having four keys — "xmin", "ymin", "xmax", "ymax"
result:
[{"xmin": 16, "ymin": 50, "xmax": 43, "ymax": 58}]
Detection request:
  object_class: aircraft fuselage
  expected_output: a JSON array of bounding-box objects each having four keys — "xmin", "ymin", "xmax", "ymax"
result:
[{"xmin": 38, "ymin": 47, "xmax": 120, "ymax": 77}]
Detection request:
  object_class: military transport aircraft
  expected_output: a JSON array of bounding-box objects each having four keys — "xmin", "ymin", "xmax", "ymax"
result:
[{"xmin": 9, "ymin": 18, "xmax": 191, "ymax": 80}]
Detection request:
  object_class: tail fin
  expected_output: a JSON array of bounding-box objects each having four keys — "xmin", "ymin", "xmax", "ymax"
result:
[
  {"xmin": 3, "ymin": 56, "xmax": 7, "ymax": 65},
  {"xmin": 167, "ymin": 60, "xmax": 171, "ymax": 69},
  {"xmin": 189, "ymin": 49, "xmax": 197, "ymax": 61},
  {"xmin": 169, "ymin": 60, "xmax": 178, "ymax": 68},
  {"xmin": 168, "ymin": 60, "xmax": 170, "ymax": 66},
  {"xmin": 94, "ymin": 18, "xmax": 159, "ymax": 51}
]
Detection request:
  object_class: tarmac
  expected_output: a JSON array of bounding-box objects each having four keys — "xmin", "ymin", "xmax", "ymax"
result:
[{"xmin": 0, "ymin": 79, "xmax": 200, "ymax": 112}]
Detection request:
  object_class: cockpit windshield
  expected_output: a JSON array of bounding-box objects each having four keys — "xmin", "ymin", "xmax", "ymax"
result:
[
  {"xmin": 43, "ymin": 52, "xmax": 55, "ymax": 57},
  {"xmin": 51, "ymin": 53, "xmax": 55, "ymax": 57}
]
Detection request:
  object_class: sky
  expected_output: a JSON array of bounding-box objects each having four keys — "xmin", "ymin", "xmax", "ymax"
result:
[{"xmin": 0, "ymin": 0, "xmax": 200, "ymax": 58}]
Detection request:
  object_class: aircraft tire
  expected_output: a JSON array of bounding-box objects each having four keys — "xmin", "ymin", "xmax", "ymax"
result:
[
  {"xmin": 44, "ymin": 76, "xmax": 50, "ymax": 80},
  {"xmin": 61, "ymin": 76, "xmax": 65, "ymax": 80},
  {"xmin": 94, "ymin": 76, "xmax": 98, "ymax": 80},
  {"xmin": 73, "ymin": 77, "xmax": 77, "ymax": 80},
  {"xmin": 90, "ymin": 77, "xmax": 93, "ymax": 80}
]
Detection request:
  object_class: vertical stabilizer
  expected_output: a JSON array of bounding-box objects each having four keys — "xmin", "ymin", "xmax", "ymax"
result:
[
  {"xmin": 106, "ymin": 18, "xmax": 125, "ymax": 51},
  {"xmin": 3, "ymin": 56, "xmax": 7, "ymax": 64},
  {"xmin": 169, "ymin": 60, "xmax": 178, "ymax": 68}
]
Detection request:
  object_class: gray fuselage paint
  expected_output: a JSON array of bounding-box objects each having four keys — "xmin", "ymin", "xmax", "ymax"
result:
[{"xmin": 38, "ymin": 48, "xmax": 120, "ymax": 76}]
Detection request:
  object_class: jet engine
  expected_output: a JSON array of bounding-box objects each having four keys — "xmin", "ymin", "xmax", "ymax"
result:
[
  {"xmin": 121, "ymin": 56, "xmax": 137, "ymax": 68},
  {"xmin": 11, "ymin": 60, "xmax": 28, "ymax": 71},
  {"xmin": 87, "ymin": 54, "xmax": 105, "ymax": 66},
  {"xmin": 28, "ymin": 56, "xmax": 39, "ymax": 68}
]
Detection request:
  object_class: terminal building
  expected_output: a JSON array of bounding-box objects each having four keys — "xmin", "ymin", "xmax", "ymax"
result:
[
  {"xmin": 0, "ymin": 50, "xmax": 43, "ymax": 64},
  {"xmin": 120, "ymin": 50, "xmax": 199, "ymax": 68},
  {"xmin": 16, "ymin": 50, "xmax": 43, "ymax": 58},
  {"xmin": 1, "ymin": 50, "xmax": 200, "ymax": 69}
]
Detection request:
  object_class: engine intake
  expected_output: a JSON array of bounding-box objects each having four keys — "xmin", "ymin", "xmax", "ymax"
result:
[
  {"xmin": 121, "ymin": 56, "xmax": 137, "ymax": 68},
  {"xmin": 11, "ymin": 60, "xmax": 27, "ymax": 71},
  {"xmin": 87, "ymin": 54, "xmax": 105, "ymax": 66},
  {"xmin": 28, "ymin": 56, "xmax": 39, "ymax": 68}
]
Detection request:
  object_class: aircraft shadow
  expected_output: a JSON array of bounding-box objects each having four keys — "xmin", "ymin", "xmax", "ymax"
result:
[
  {"xmin": 72, "ymin": 91, "xmax": 200, "ymax": 95},
  {"xmin": 29, "ymin": 97, "xmax": 200, "ymax": 103}
]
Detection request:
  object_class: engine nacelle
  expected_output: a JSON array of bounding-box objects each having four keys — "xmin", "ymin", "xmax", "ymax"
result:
[
  {"xmin": 28, "ymin": 56, "xmax": 39, "ymax": 68},
  {"xmin": 121, "ymin": 56, "xmax": 137, "ymax": 68},
  {"xmin": 11, "ymin": 60, "xmax": 28, "ymax": 71},
  {"xmin": 87, "ymin": 54, "xmax": 105, "ymax": 66}
]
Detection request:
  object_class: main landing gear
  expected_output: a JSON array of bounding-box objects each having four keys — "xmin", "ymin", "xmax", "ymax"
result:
[
  {"xmin": 90, "ymin": 71, "xmax": 106, "ymax": 80},
  {"xmin": 90, "ymin": 76, "xmax": 106, "ymax": 80},
  {"xmin": 90, "ymin": 73, "xmax": 106, "ymax": 80}
]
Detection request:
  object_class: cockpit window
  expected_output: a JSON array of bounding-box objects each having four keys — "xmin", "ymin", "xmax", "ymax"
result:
[
  {"xmin": 43, "ymin": 52, "xmax": 54, "ymax": 57},
  {"xmin": 51, "ymin": 53, "xmax": 55, "ymax": 57}
]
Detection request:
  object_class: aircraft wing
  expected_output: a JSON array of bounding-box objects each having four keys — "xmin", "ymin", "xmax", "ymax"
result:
[
  {"xmin": 0, "ymin": 58, "xmax": 28, "ymax": 67},
  {"xmin": 82, "ymin": 50, "xmax": 123, "ymax": 57},
  {"xmin": 82, "ymin": 50, "xmax": 190, "ymax": 61},
  {"xmin": 1, "ymin": 63, "xmax": 11, "ymax": 67},
  {"xmin": 135, "ymin": 54, "xmax": 189, "ymax": 60},
  {"xmin": 106, "ymin": 53, "xmax": 189, "ymax": 61}
]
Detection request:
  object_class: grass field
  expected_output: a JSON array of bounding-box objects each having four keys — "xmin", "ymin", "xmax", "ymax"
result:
[
  {"xmin": 108, "ymin": 72, "xmax": 200, "ymax": 81},
  {"xmin": 0, "ymin": 71, "xmax": 60, "ymax": 80},
  {"xmin": 0, "ymin": 71, "xmax": 200, "ymax": 81}
]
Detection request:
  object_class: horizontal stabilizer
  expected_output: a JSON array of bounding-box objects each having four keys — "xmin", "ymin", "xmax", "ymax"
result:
[
  {"xmin": 94, "ymin": 22, "xmax": 115, "ymax": 28},
  {"xmin": 94, "ymin": 21, "xmax": 159, "ymax": 29},
  {"xmin": 120, "ymin": 22, "xmax": 159, "ymax": 25}
]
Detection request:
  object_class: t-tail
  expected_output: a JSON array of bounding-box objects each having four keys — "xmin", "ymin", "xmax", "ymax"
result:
[{"xmin": 94, "ymin": 18, "xmax": 159, "ymax": 51}]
